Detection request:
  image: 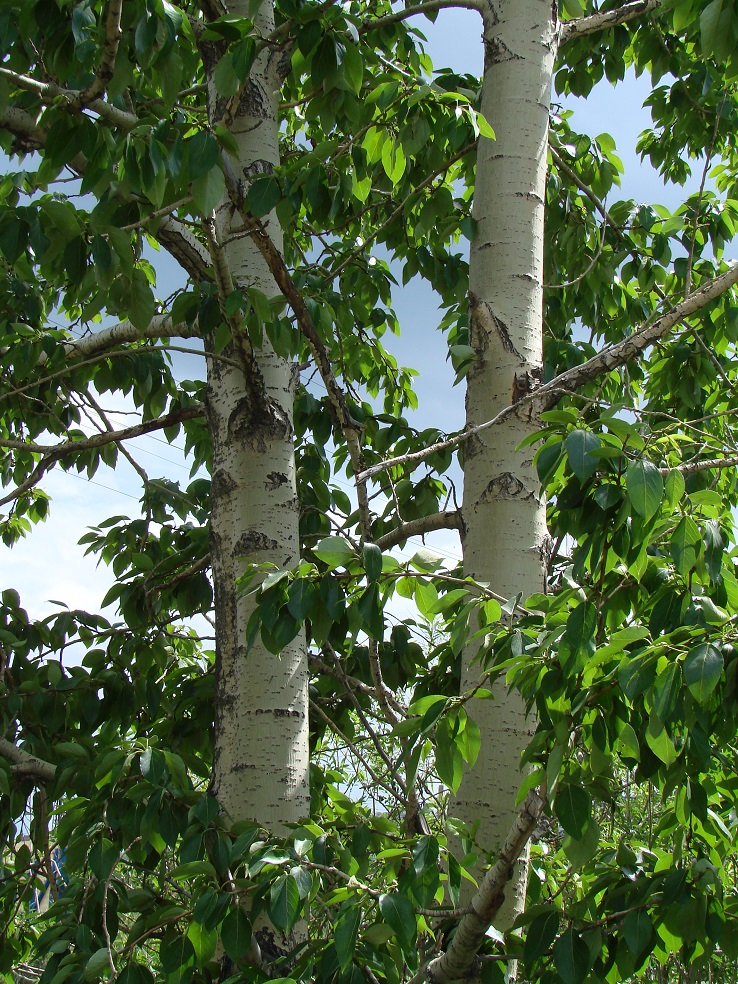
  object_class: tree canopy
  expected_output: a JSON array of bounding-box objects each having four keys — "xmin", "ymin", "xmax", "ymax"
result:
[{"xmin": 2, "ymin": 2, "xmax": 738, "ymax": 984}]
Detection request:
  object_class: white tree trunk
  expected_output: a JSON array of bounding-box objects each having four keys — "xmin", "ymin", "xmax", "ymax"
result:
[
  {"xmin": 207, "ymin": 1, "xmax": 310, "ymax": 838},
  {"xmin": 457, "ymin": 0, "xmax": 556, "ymax": 929}
]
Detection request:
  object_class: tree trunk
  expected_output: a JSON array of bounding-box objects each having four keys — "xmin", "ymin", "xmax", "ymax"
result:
[
  {"xmin": 457, "ymin": 0, "xmax": 556, "ymax": 929},
  {"xmin": 206, "ymin": 0, "xmax": 310, "ymax": 845}
]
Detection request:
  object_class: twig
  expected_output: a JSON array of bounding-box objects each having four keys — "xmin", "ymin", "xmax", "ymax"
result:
[{"xmin": 559, "ymin": 0, "xmax": 663, "ymax": 46}]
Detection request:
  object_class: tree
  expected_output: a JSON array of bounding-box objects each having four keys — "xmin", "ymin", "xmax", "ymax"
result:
[{"xmin": 2, "ymin": 0, "xmax": 738, "ymax": 982}]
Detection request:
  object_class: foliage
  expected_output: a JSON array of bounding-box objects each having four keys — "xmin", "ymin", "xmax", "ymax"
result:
[{"xmin": 2, "ymin": 1, "xmax": 738, "ymax": 984}]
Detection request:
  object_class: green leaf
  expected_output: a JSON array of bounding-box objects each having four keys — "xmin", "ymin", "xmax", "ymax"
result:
[
  {"xmin": 187, "ymin": 131, "xmax": 220, "ymax": 180},
  {"xmin": 83, "ymin": 949, "xmax": 111, "ymax": 981},
  {"xmin": 335, "ymin": 905, "xmax": 362, "ymax": 972},
  {"xmin": 187, "ymin": 920, "xmax": 217, "ymax": 967},
  {"xmin": 700, "ymin": 0, "xmax": 723, "ymax": 54},
  {"xmin": 191, "ymin": 167, "xmax": 225, "ymax": 216},
  {"xmin": 626, "ymin": 460, "xmax": 664, "ymax": 521},
  {"xmin": 564, "ymin": 429, "xmax": 601, "ymax": 482},
  {"xmin": 270, "ymin": 874, "xmax": 301, "ymax": 934},
  {"xmin": 248, "ymin": 175, "xmax": 281, "ymax": 217},
  {"xmin": 381, "ymin": 138, "xmax": 406, "ymax": 183},
  {"xmin": 313, "ymin": 536, "xmax": 354, "ymax": 570},
  {"xmin": 645, "ymin": 713, "xmax": 677, "ymax": 767},
  {"xmin": 683, "ymin": 643, "xmax": 723, "ymax": 702},
  {"xmin": 378, "ymin": 893, "xmax": 416, "ymax": 949},
  {"xmin": 412, "ymin": 836, "xmax": 439, "ymax": 875},
  {"xmin": 435, "ymin": 716, "xmax": 464, "ymax": 793},
  {"xmin": 652, "ymin": 661, "xmax": 682, "ymax": 722},
  {"xmin": 555, "ymin": 783, "xmax": 590, "ymax": 839},
  {"xmin": 524, "ymin": 909, "xmax": 559, "ymax": 965},
  {"xmin": 623, "ymin": 909, "xmax": 654, "ymax": 955},
  {"xmin": 363, "ymin": 542, "xmax": 382, "ymax": 583},
  {"xmin": 563, "ymin": 817, "xmax": 600, "ymax": 870},
  {"xmin": 127, "ymin": 269, "xmax": 156, "ymax": 332},
  {"xmin": 553, "ymin": 929, "xmax": 590, "ymax": 984},
  {"xmin": 221, "ymin": 908, "xmax": 252, "ymax": 962}
]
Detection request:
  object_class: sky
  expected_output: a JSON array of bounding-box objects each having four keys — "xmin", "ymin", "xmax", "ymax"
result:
[{"xmin": 1, "ymin": 7, "xmax": 710, "ymax": 624}]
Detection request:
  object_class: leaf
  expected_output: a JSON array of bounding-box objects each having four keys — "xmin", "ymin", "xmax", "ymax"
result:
[
  {"xmin": 683, "ymin": 643, "xmax": 723, "ymax": 702},
  {"xmin": 378, "ymin": 893, "xmax": 416, "ymax": 949},
  {"xmin": 187, "ymin": 920, "xmax": 217, "ymax": 967},
  {"xmin": 381, "ymin": 138, "xmax": 406, "ymax": 183},
  {"xmin": 524, "ymin": 909, "xmax": 559, "ymax": 964},
  {"xmin": 248, "ymin": 175, "xmax": 281, "ymax": 217},
  {"xmin": 221, "ymin": 908, "xmax": 252, "ymax": 962},
  {"xmin": 553, "ymin": 929, "xmax": 590, "ymax": 984},
  {"xmin": 83, "ymin": 949, "xmax": 111, "ymax": 981},
  {"xmin": 191, "ymin": 167, "xmax": 225, "ymax": 216},
  {"xmin": 435, "ymin": 717, "xmax": 464, "ymax": 793},
  {"xmin": 187, "ymin": 131, "xmax": 220, "ymax": 180},
  {"xmin": 651, "ymin": 661, "xmax": 682, "ymax": 723},
  {"xmin": 626, "ymin": 460, "xmax": 664, "ymax": 521},
  {"xmin": 623, "ymin": 909, "xmax": 654, "ymax": 955},
  {"xmin": 564, "ymin": 602, "xmax": 597, "ymax": 661},
  {"xmin": 564, "ymin": 429, "xmax": 601, "ymax": 482},
  {"xmin": 129, "ymin": 269, "xmax": 156, "ymax": 331},
  {"xmin": 335, "ymin": 905, "xmax": 362, "ymax": 972},
  {"xmin": 563, "ymin": 817, "xmax": 600, "ymax": 870},
  {"xmin": 363, "ymin": 542, "xmax": 382, "ymax": 583},
  {"xmin": 313, "ymin": 536, "xmax": 354, "ymax": 570},
  {"xmin": 412, "ymin": 835, "xmax": 439, "ymax": 876},
  {"xmin": 554, "ymin": 783, "xmax": 590, "ymax": 839},
  {"xmin": 645, "ymin": 713, "xmax": 677, "ymax": 767},
  {"xmin": 700, "ymin": 0, "xmax": 723, "ymax": 54},
  {"xmin": 270, "ymin": 874, "xmax": 301, "ymax": 934}
]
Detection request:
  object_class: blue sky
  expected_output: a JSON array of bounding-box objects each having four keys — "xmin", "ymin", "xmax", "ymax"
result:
[{"xmin": 2, "ymin": 8, "xmax": 708, "ymax": 620}]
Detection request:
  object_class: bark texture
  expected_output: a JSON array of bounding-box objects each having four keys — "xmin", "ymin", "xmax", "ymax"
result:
[
  {"xmin": 457, "ymin": 0, "xmax": 556, "ymax": 928},
  {"xmin": 206, "ymin": 1, "xmax": 310, "ymax": 838}
]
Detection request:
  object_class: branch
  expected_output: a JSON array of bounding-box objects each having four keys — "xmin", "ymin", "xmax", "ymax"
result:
[
  {"xmin": 0, "ymin": 405, "xmax": 204, "ymax": 457},
  {"xmin": 244, "ymin": 215, "xmax": 374, "ymax": 540},
  {"xmin": 559, "ymin": 0, "xmax": 663, "ymax": 45},
  {"xmin": 0, "ymin": 67, "xmax": 138, "ymax": 130},
  {"xmin": 79, "ymin": 0, "xmax": 124, "ymax": 104},
  {"xmin": 374, "ymin": 510, "xmax": 462, "ymax": 552},
  {"xmin": 360, "ymin": 0, "xmax": 484, "ymax": 33},
  {"xmin": 0, "ymin": 738, "xmax": 56, "ymax": 783},
  {"xmin": 65, "ymin": 316, "xmax": 201, "ymax": 360},
  {"xmin": 358, "ymin": 263, "xmax": 738, "ymax": 483},
  {"xmin": 424, "ymin": 788, "xmax": 546, "ymax": 984}
]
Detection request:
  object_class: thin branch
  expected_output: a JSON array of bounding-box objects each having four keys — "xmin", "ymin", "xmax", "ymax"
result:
[
  {"xmin": 0, "ymin": 405, "xmax": 204, "ymax": 457},
  {"xmin": 685, "ymin": 93, "xmax": 725, "ymax": 297},
  {"xmin": 559, "ymin": 0, "xmax": 663, "ymax": 45},
  {"xmin": 243, "ymin": 215, "xmax": 374, "ymax": 540},
  {"xmin": 358, "ymin": 262, "xmax": 738, "ymax": 483},
  {"xmin": 360, "ymin": 0, "xmax": 484, "ymax": 33},
  {"xmin": 0, "ymin": 739, "xmax": 56, "ymax": 783},
  {"xmin": 660, "ymin": 453, "xmax": 738, "ymax": 478},
  {"xmin": 79, "ymin": 0, "xmax": 124, "ymax": 104},
  {"xmin": 423, "ymin": 787, "xmax": 546, "ymax": 984},
  {"xmin": 309, "ymin": 653, "xmax": 406, "ymax": 718},
  {"xmin": 375, "ymin": 510, "xmax": 463, "ymax": 552},
  {"xmin": 0, "ymin": 67, "xmax": 138, "ymax": 130}
]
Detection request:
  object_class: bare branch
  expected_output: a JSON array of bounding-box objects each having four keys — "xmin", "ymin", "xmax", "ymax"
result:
[
  {"xmin": 358, "ymin": 263, "xmax": 738, "ymax": 483},
  {"xmin": 79, "ymin": 0, "xmax": 124, "ymax": 104},
  {"xmin": 0, "ymin": 66, "xmax": 138, "ymax": 130},
  {"xmin": 360, "ymin": 0, "xmax": 484, "ymax": 33},
  {"xmin": 0, "ymin": 738, "xmax": 56, "ymax": 783},
  {"xmin": 423, "ymin": 787, "xmax": 546, "ymax": 984},
  {"xmin": 66, "ymin": 316, "xmax": 202, "ymax": 360},
  {"xmin": 375, "ymin": 510, "xmax": 462, "ymax": 552},
  {"xmin": 0, "ymin": 405, "xmax": 204, "ymax": 457},
  {"xmin": 559, "ymin": 0, "xmax": 663, "ymax": 45},
  {"xmin": 243, "ymin": 215, "xmax": 374, "ymax": 540}
]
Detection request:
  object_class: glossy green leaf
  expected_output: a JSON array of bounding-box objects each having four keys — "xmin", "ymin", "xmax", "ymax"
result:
[
  {"xmin": 524, "ymin": 909, "xmax": 559, "ymax": 965},
  {"xmin": 683, "ymin": 644, "xmax": 723, "ymax": 702},
  {"xmin": 221, "ymin": 908, "xmax": 252, "ymax": 962},
  {"xmin": 378, "ymin": 892, "xmax": 416, "ymax": 949},
  {"xmin": 555, "ymin": 783, "xmax": 591, "ymax": 839},
  {"xmin": 335, "ymin": 905, "xmax": 362, "ymax": 972},
  {"xmin": 626, "ymin": 460, "xmax": 664, "ymax": 521},
  {"xmin": 553, "ymin": 929, "xmax": 590, "ymax": 984}
]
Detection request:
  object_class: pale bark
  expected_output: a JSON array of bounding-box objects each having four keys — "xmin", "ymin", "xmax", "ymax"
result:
[
  {"xmin": 0, "ymin": 738, "xmax": 56, "ymax": 783},
  {"xmin": 456, "ymin": 0, "xmax": 556, "ymax": 930},
  {"xmin": 206, "ymin": 0, "xmax": 310, "ymax": 876}
]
